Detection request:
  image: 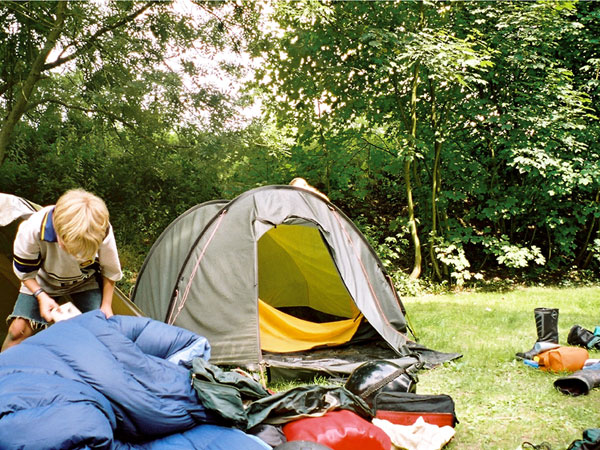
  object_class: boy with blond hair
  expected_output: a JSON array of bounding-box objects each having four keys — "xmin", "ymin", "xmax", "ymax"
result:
[{"xmin": 2, "ymin": 189, "xmax": 122, "ymax": 351}]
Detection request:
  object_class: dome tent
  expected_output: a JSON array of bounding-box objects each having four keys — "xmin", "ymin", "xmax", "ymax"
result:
[{"xmin": 131, "ymin": 185, "xmax": 448, "ymax": 376}]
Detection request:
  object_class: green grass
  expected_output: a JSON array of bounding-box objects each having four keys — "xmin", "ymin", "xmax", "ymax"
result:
[{"xmin": 403, "ymin": 286, "xmax": 600, "ymax": 450}]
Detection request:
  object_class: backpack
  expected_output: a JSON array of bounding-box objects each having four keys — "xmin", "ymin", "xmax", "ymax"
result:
[{"xmin": 567, "ymin": 429, "xmax": 600, "ymax": 450}]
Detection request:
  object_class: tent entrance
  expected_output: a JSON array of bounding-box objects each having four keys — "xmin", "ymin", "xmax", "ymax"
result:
[{"xmin": 257, "ymin": 224, "xmax": 362, "ymax": 352}]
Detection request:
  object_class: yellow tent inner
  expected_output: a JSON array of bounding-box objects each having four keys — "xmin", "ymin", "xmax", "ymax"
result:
[
  {"xmin": 258, "ymin": 299, "xmax": 362, "ymax": 352},
  {"xmin": 257, "ymin": 224, "xmax": 361, "ymax": 352}
]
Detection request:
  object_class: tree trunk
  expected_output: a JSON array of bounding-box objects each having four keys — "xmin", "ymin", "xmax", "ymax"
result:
[
  {"xmin": 0, "ymin": 1, "xmax": 67, "ymax": 165},
  {"xmin": 406, "ymin": 158, "xmax": 422, "ymax": 279},
  {"xmin": 407, "ymin": 58, "xmax": 422, "ymax": 279},
  {"xmin": 574, "ymin": 189, "xmax": 599, "ymax": 268},
  {"xmin": 428, "ymin": 80, "xmax": 442, "ymax": 280}
]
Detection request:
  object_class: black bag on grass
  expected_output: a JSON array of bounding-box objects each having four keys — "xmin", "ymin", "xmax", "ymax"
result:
[
  {"xmin": 567, "ymin": 428, "xmax": 600, "ymax": 450},
  {"xmin": 344, "ymin": 358, "xmax": 422, "ymax": 408},
  {"xmin": 371, "ymin": 391, "xmax": 458, "ymax": 428},
  {"xmin": 568, "ymin": 325, "xmax": 600, "ymax": 350}
]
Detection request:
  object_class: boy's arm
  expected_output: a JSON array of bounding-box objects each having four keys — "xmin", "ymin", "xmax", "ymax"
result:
[
  {"xmin": 100, "ymin": 277, "xmax": 115, "ymax": 318},
  {"xmin": 97, "ymin": 224, "xmax": 121, "ymax": 318},
  {"xmin": 13, "ymin": 210, "xmax": 59, "ymax": 321},
  {"xmin": 22, "ymin": 278, "xmax": 59, "ymax": 322}
]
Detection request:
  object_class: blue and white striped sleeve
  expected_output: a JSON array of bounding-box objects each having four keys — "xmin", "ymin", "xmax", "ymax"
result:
[{"xmin": 13, "ymin": 217, "xmax": 42, "ymax": 281}]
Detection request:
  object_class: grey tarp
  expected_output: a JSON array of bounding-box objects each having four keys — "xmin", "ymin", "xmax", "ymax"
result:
[{"xmin": 0, "ymin": 194, "xmax": 38, "ymax": 340}]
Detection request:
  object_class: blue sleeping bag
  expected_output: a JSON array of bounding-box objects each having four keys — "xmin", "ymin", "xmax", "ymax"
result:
[{"xmin": 0, "ymin": 310, "xmax": 270, "ymax": 450}]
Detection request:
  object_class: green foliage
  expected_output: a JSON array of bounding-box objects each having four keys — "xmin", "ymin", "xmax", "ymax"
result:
[
  {"xmin": 0, "ymin": 1, "xmax": 261, "ymax": 261},
  {"xmin": 251, "ymin": 0, "xmax": 599, "ymax": 283},
  {"xmin": 1, "ymin": 0, "xmax": 598, "ymax": 287},
  {"xmin": 593, "ymin": 235, "xmax": 600, "ymax": 264},
  {"xmin": 218, "ymin": 119, "xmax": 298, "ymax": 197},
  {"xmin": 481, "ymin": 236, "xmax": 546, "ymax": 269},
  {"xmin": 433, "ymin": 239, "xmax": 481, "ymax": 286}
]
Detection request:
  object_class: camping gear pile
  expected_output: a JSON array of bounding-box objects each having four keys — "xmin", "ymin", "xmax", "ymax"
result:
[
  {"xmin": 0, "ymin": 310, "xmax": 458, "ymax": 450},
  {"xmin": 0, "ymin": 188, "xmax": 463, "ymax": 449},
  {"xmin": 515, "ymin": 307, "xmax": 600, "ymax": 396},
  {"xmin": 0, "ymin": 311, "xmax": 269, "ymax": 449},
  {"xmin": 187, "ymin": 343, "xmax": 457, "ymax": 449}
]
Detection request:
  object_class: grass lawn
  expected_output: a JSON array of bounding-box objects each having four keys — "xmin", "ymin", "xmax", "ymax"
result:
[{"xmin": 404, "ymin": 285, "xmax": 600, "ymax": 450}]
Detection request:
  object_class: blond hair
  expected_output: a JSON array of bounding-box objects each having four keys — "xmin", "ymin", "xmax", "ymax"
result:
[
  {"xmin": 53, "ymin": 189, "xmax": 109, "ymax": 261},
  {"xmin": 289, "ymin": 177, "xmax": 330, "ymax": 202}
]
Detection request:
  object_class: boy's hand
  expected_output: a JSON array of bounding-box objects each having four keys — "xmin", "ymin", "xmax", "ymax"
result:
[
  {"xmin": 50, "ymin": 302, "xmax": 81, "ymax": 322},
  {"xmin": 38, "ymin": 293, "xmax": 59, "ymax": 322},
  {"xmin": 100, "ymin": 303, "xmax": 114, "ymax": 318}
]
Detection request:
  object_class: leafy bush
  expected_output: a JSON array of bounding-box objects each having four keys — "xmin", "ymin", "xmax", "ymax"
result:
[{"xmin": 481, "ymin": 235, "xmax": 546, "ymax": 269}]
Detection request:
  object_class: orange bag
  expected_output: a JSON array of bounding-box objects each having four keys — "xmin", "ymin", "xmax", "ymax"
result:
[{"xmin": 536, "ymin": 346, "xmax": 589, "ymax": 372}]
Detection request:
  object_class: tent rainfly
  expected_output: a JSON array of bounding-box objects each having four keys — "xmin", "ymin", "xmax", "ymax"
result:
[{"xmin": 132, "ymin": 185, "xmax": 417, "ymax": 367}]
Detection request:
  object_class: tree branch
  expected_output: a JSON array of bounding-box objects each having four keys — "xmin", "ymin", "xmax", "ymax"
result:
[
  {"xmin": 192, "ymin": 1, "xmax": 243, "ymax": 53},
  {"xmin": 0, "ymin": 0, "xmax": 67, "ymax": 164},
  {"xmin": 0, "ymin": 81, "xmax": 13, "ymax": 100},
  {"xmin": 33, "ymin": 97, "xmax": 193, "ymax": 150},
  {"xmin": 43, "ymin": 2, "xmax": 155, "ymax": 72},
  {"xmin": 360, "ymin": 136, "xmax": 396, "ymax": 157}
]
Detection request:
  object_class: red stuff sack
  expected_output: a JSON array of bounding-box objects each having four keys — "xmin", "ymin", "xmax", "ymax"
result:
[{"xmin": 283, "ymin": 409, "xmax": 391, "ymax": 450}]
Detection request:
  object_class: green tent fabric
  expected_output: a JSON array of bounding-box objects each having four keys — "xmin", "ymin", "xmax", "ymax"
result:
[
  {"xmin": 0, "ymin": 192, "xmax": 143, "ymax": 343},
  {"xmin": 0, "ymin": 194, "xmax": 38, "ymax": 340},
  {"xmin": 132, "ymin": 185, "xmax": 412, "ymax": 367},
  {"xmin": 130, "ymin": 199, "xmax": 228, "ymax": 322}
]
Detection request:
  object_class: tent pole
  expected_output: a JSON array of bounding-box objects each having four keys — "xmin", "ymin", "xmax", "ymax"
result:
[
  {"xmin": 405, "ymin": 314, "xmax": 419, "ymax": 342},
  {"xmin": 258, "ymin": 360, "xmax": 268, "ymax": 389}
]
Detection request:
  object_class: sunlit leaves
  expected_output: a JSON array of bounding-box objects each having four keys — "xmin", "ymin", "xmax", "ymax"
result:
[{"xmin": 251, "ymin": 0, "xmax": 599, "ymax": 279}]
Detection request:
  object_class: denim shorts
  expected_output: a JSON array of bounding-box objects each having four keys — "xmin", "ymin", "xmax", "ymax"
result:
[{"xmin": 7, "ymin": 289, "xmax": 102, "ymax": 330}]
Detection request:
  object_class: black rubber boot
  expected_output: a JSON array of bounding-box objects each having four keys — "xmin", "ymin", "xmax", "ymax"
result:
[
  {"xmin": 516, "ymin": 307, "xmax": 559, "ymax": 360},
  {"xmin": 567, "ymin": 325, "xmax": 600, "ymax": 350},
  {"xmin": 554, "ymin": 369, "xmax": 600, "ymax": 396}
]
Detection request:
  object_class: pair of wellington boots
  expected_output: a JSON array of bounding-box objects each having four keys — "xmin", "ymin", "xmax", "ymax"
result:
[
  {"xmin": 515, "ymin": 307, "xmax": 560, "ymax": 360},
  {"xmin": 516, "ymin": 308, "xmax": 600, "ymax": 396}
]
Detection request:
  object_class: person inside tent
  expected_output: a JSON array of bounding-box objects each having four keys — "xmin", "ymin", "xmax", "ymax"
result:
[
  {"xmin": 2, "ymin": 188, "xmax": 122, "ymax": 351},
  {"xmin": 289, "ymin": 177, "xmax": 330, "ymax": 202}
]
